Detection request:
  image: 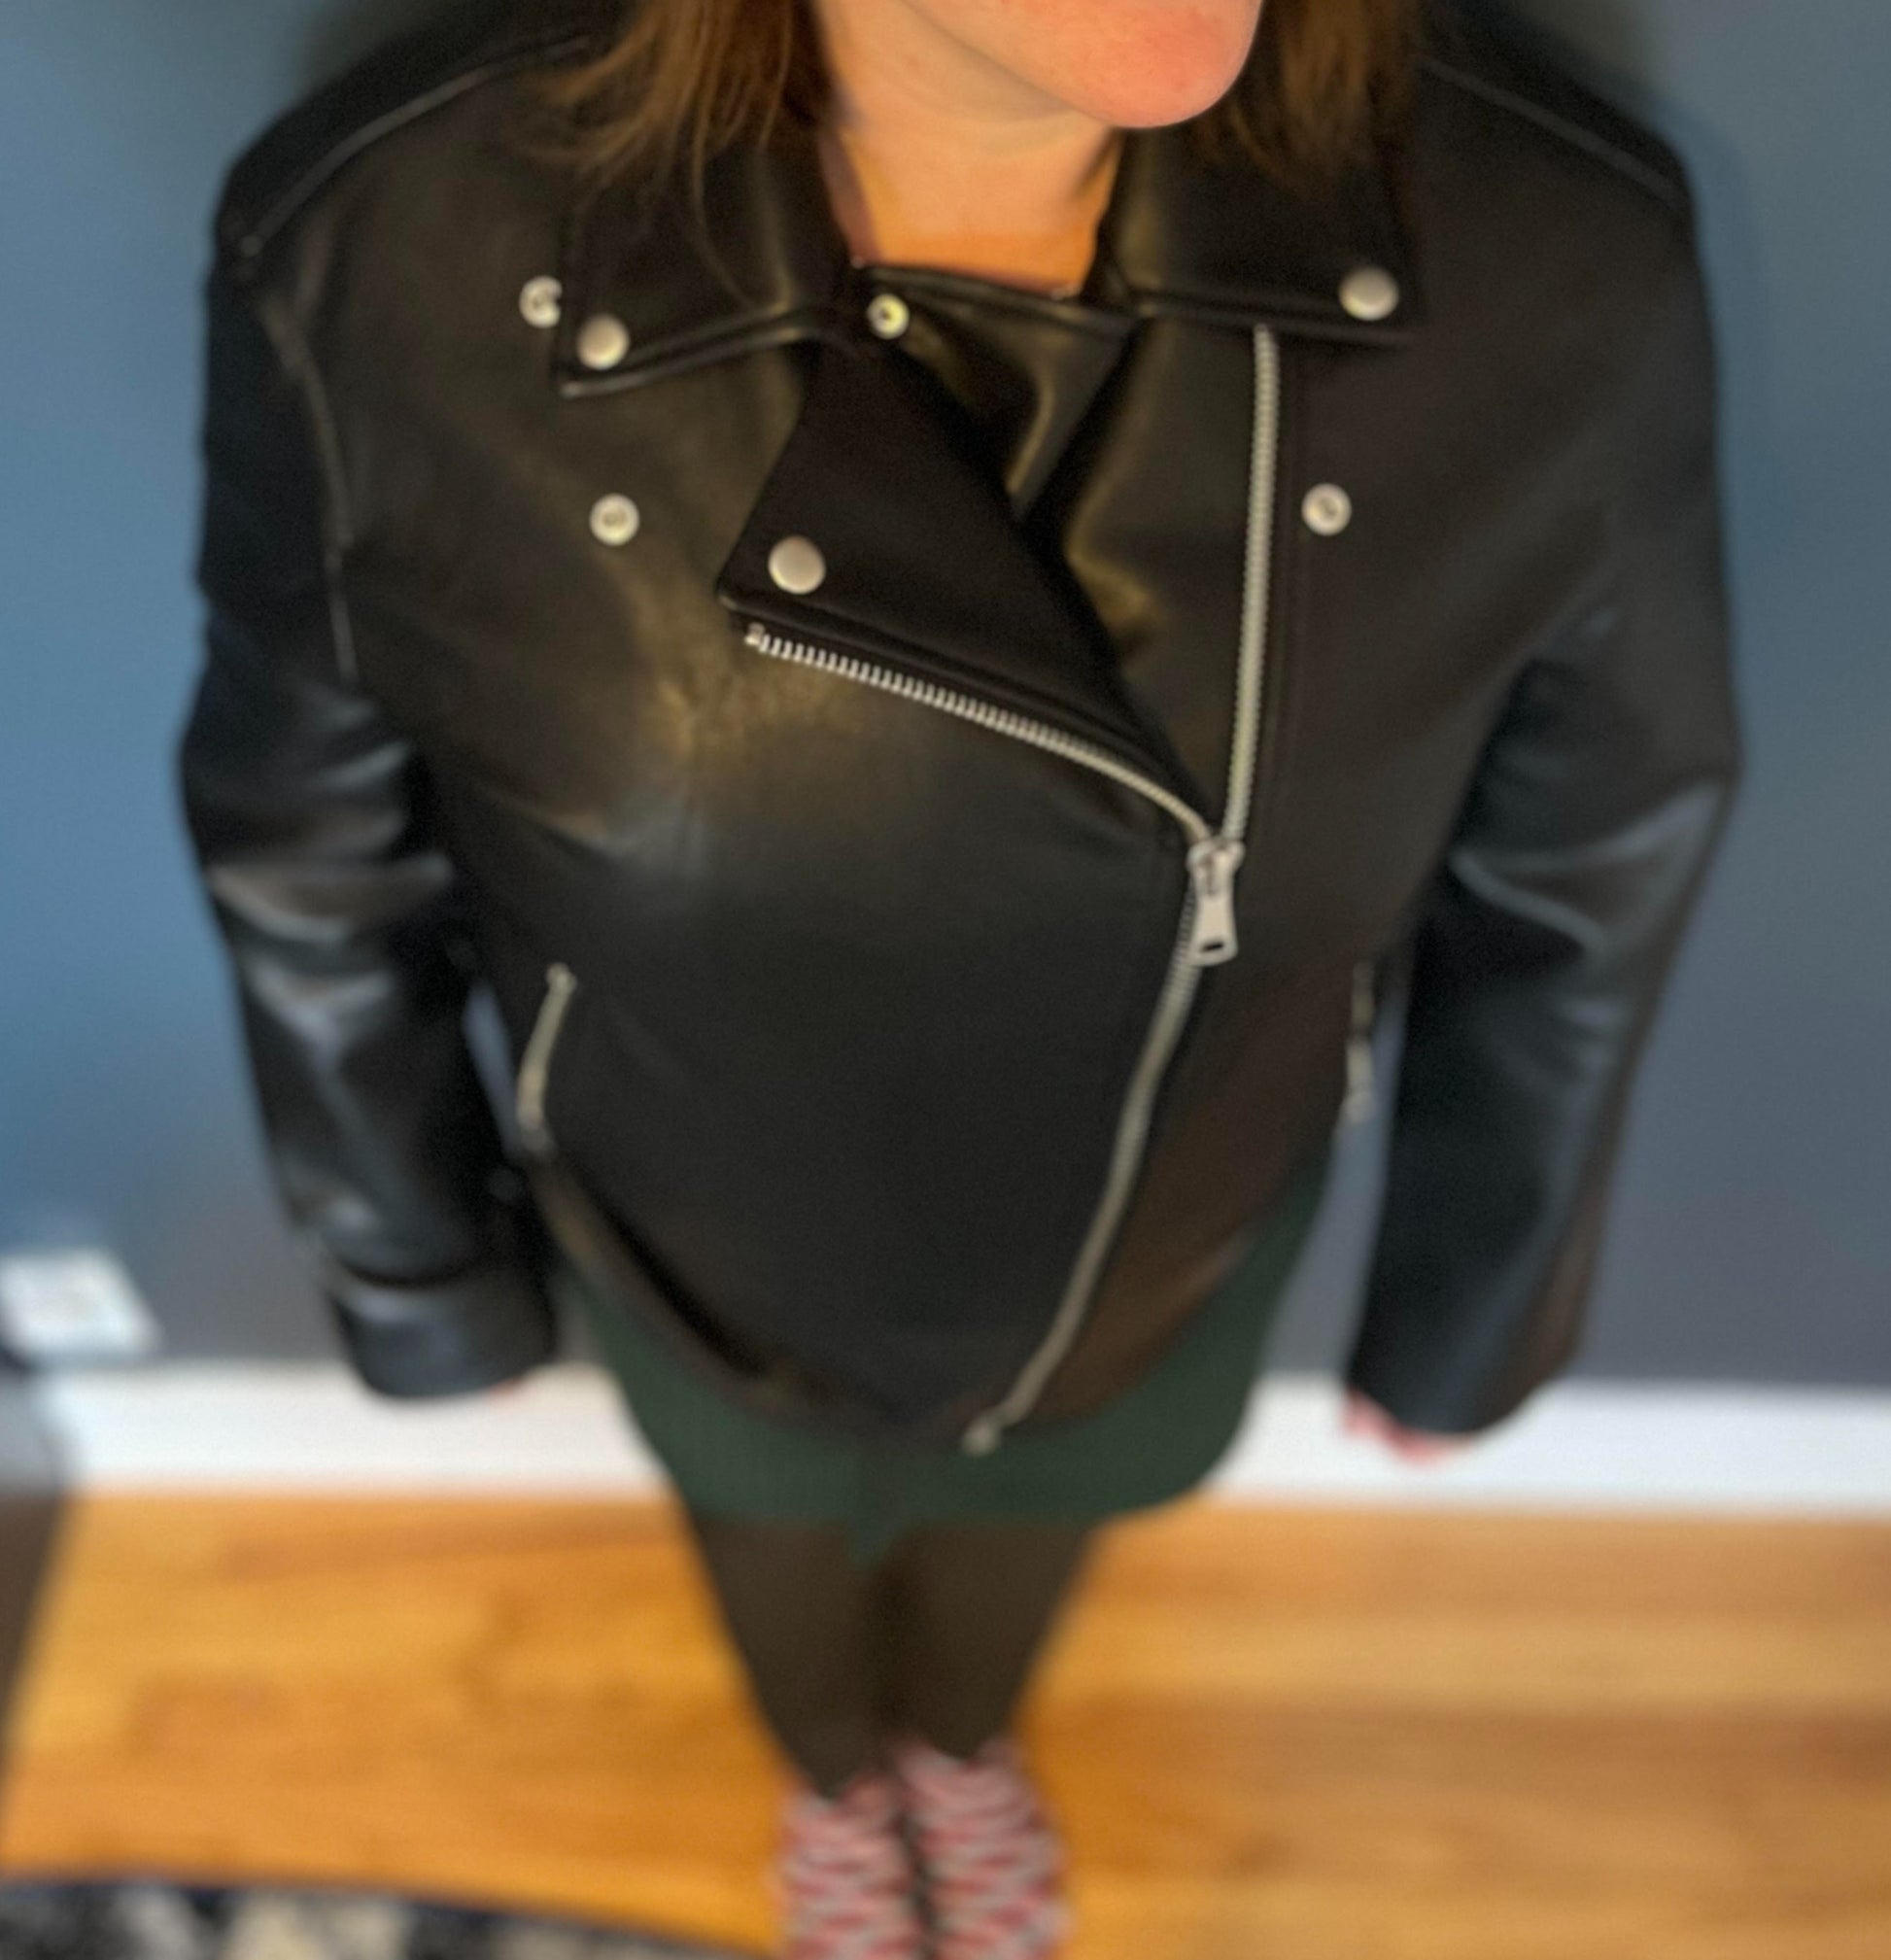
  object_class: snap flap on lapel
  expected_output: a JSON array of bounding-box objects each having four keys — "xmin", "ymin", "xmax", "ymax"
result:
[
  {"xmin": 714, "ymin": 331, "xmax": 1207, "ymax": 808},
  {"xmin": 544, "ymin": 101, "xmax": 1425, "ymax": 401},
  {"xmin": 1093, "ymin": 120, "xmax": 1425, "ymax": 344},
  {"xmin": 549, "ymin": 128, "xmax": 851, "ymax": 396}
]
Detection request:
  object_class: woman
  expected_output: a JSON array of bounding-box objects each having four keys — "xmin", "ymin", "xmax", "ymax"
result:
[{"xmin": 176, "ymin": 0, "xmax": 1742, "ymax": 1952}]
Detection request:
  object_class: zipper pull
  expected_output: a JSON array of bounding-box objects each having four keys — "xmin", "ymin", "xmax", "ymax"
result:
[
  {"xmin": 516, "ymin": 960, "xmax": 579, "ymax": 1156},
  {"xmin": 1186, "ymin": 836, "xmax": 1245, "ymax": 965},
  {"xmin": 961, "ymin": 1410, "xmax": 1006, "ymax": 1457}
]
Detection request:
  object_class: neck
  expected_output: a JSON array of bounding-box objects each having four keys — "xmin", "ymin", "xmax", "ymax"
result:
[{"xmin": 810, "ymin": 0, "xmax": 1121, "ymax": 294}]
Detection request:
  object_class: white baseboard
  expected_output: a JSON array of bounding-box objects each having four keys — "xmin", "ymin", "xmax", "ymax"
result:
[{"xmin": 30, "ymin": 1363, "xmax": 1891, "ymax": 1513}]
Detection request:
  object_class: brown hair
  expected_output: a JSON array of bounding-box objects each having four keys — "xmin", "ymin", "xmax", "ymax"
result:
[{"xmin": 532, "ymin": 0, "xmax": 1425, "ymax": 203}]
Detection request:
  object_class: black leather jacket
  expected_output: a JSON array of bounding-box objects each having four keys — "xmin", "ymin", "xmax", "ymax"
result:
[{"xmin": 175, "ymin": 0, "xmax": 1743, "ymax": 1454}]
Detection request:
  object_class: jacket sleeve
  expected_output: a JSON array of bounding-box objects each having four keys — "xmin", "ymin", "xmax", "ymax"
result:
[
  {"xmin": 174, "ymin": 239, "xmax": 559, "ymax": 1399},
  {"xmin": 1343, "ymin": 179, "xmax": 1744, "ymax": 1435}
]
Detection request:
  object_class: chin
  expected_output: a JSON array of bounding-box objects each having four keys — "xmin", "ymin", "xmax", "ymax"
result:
[{"xmin": 1020, "ymin": 1, "xmax": 1267, "ymax": 129}]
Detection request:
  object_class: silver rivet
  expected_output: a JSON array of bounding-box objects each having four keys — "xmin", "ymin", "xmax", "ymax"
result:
[
  {"xmin": 575, "ymin": 312, "xmax": 632, "ymax": 369},
  {"xmin": 1302, "ymin": 483, "xmax": 1353, "ymax": 536},
  {"xmin": 518, "ymin": 275, "xmax": 563, "ymax": 328},
  {"xmin": 1338, "ymin": 264, "xmax": 1399, "ymax": 322},
  {"xmin": 589, "ymin": 493, "xmax": 640, "ymax": 546},
  {"xmin": 767, "ymin": 534, "xmax": 827, "ymax": 595},
  {"xmin": 865, "ymin": 292, "xmax": 911, "ymax": 340}
]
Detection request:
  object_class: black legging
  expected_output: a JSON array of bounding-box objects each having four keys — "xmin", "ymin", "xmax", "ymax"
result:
[{"xmin": 680, "ymin": 1505, "xmax": 1098, "ymax": 1795}]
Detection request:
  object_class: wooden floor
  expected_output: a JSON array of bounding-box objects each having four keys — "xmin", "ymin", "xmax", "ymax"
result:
[{"xmin": 1, "ymin": 1494, "xmax": 1887, "ymax": 1959}]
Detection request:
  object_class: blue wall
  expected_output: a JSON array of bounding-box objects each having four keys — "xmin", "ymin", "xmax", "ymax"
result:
[{"xmin": 2, "ymin": 3, "xmax": 1885, "ymax": 1386}]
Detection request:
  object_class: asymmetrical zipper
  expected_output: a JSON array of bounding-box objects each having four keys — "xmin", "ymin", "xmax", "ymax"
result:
[
  {"xmin": 743, "ymin": 327, "xmax": 1284, "ymax": 1456},
  {"xmin": 739, "ymin": 626, "xmax": 1246, "ymax": 965}
]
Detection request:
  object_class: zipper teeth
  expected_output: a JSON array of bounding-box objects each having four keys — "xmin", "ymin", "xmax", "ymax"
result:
[
  {"xmin": 961, "ymin": 326, "xmax": 1282, "ymax": 1449},
  {"xmin": 962, "ymin": 884, "xmax": 1207, "ymax": 1444},
  {"xmin": 1222, "ymin": 322, "xmax": 1282, "ymax": 845},
  {"xmin": 742, "ymin": 624, "xmax": 1212, "ymax": 844},
  {"xmin": 515, "ymin": 960, "xmax": 579, "ymax": 1152}
]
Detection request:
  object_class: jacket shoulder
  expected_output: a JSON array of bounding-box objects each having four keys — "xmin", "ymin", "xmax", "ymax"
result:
[
  {"xmin": 1418, "ymin": 0, "xmax": 1698, "ymax": 227},
  {"xmin": 213, "ymin": 0, "xmax": 621, "ymax": 268}
]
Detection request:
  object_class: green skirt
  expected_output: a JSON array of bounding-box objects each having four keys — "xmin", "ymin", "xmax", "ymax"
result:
[{"xmin": 553, "ymin": 1140, "xmax": 1333, "ymax": 1565}]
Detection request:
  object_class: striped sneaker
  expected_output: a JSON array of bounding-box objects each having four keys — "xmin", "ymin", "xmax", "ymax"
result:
[
  {"xmin": 891, "ymin": 1734, "xmax": 1072, "ymax": 1960},
  {"xmin": 773, "ymin": 1762, "xmax": 929, "ymax": 1960}
]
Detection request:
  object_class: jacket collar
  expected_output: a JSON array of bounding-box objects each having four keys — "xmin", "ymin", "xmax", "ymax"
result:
[{"xmin": 548, "ymin": 109, "xmax": 1424, "ymax": 396}]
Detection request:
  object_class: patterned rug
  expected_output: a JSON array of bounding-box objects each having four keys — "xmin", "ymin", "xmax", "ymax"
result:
[{"xmin": 0, "ymin": 1878, "xmax": 759, "ymax": 1960}]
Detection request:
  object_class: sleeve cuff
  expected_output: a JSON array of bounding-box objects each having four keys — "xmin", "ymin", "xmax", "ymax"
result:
[{"xmin": 315, "ymin": 1199, "xmax": 561, "ymax": 1398}]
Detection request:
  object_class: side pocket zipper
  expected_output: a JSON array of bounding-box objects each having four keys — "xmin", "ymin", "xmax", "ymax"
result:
[
  {"xmin": 516, "ymin": 960, "xmax": 580, "ymax": 1158},
  {"xmin": 1340, "ymin": 958, "xmax": 1378, "ymax": 1127}
]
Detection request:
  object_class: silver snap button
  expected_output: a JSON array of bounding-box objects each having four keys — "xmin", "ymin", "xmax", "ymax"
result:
[
  {"xmin": 589, "ymin": 494, "xmax": 640, "ymax": 546},
  {"xmin": 865, "ymin": 292, "xmax": 911, "ymax": 340},
  {"xmin": 518, "ymin": 276, "xmax": 563, "ymax": 328},
  {"xmin": 767, "ymin": 535, "xmax": 827, "ymax": 595},
  {"xmin": 575, "ymin": 312, "xmax": 632, "ymax": 370},
  {"xmin": 1337, "ymin": 264, "xmax": 1399, "ymax": 322},
  {"xmin": 1301, "ymin": 483, "xmax": 1353, "ymax": 535}
]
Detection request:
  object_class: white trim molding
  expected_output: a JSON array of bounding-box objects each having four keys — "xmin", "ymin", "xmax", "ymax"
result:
[{"xmin": 31, "ymin": 1363, "xmax": 1891, "ymax": 1512}]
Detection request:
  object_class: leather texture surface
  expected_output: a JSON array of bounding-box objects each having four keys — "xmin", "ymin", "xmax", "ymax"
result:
[{"xmin": 176, "ymin": 0, "xmax": 1743, "ymax": 1443}]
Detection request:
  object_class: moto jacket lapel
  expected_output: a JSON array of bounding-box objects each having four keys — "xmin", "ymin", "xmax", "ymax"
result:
[
  {"xmin": 713, "ymin": 324, "xmax": 1206, "ymax": 808},
  {"xmin": 546, "ymin": 101, "xmax": 1425, "ymax": 399},
  {"xmin": 543, "ymin": 94, "xmax": 1426, "ymax": 821}
]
